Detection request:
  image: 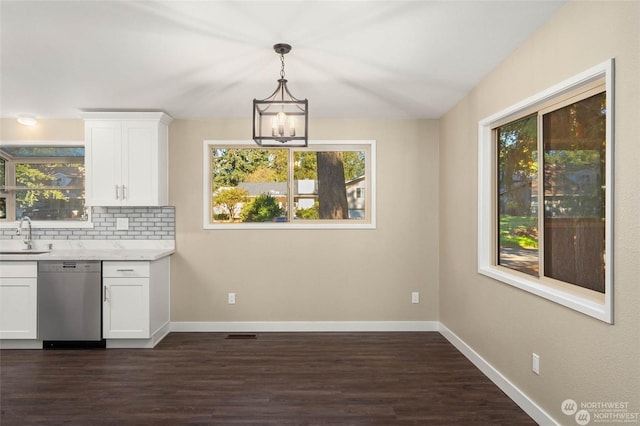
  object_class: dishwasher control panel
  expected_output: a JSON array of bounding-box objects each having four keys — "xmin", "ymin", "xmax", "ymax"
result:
[{"xmin": 38, "ymin": 261, "xmax": 102, "ymax": 273}]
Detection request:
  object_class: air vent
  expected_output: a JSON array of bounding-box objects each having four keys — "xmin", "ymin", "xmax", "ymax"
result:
[{"xmin": 225, "ymin": 334, "xmax": 257, "ymax": 340}]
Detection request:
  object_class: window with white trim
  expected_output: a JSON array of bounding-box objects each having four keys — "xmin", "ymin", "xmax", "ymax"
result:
[
  {"xmin": 0, "ymin": 146, "xmax": 87, "ymax": 222},
  {"xmin": 203, "ymin": 140, "xmax": 376, "ymax": 229},
  {"xmin": 478, "ymin": 60, "xmax": 613, "ymax": 323}
]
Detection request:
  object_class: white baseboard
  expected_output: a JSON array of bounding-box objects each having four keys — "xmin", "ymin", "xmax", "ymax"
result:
[
  {"xmin": 438, "ymin": 323, "xmax": 558, "ymax": 426},
  {"xmin": 151, "ymin": 321, "xmax": 171, "ymax": 346},
  {"xmin": 107, "ymin": 321, "xmax": 171, "ymax": 349},
  {"xmin": 170, "ymin": 320, "xmax": 439, "ymax": 333}
]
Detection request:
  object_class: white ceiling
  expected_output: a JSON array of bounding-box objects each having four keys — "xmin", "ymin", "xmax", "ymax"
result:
[{"xmin": 1, "ymin": 1, "xmax": 566, "ymax": 120}]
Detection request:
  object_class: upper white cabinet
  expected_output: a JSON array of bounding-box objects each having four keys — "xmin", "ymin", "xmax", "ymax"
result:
[{"xmin": 83, "ymin": 112, "xmax": 172, "ymax": 206}]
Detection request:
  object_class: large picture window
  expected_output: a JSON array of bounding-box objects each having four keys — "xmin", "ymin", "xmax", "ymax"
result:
[
  {"xmin": 479, "ymin": 60, "xmax": 613, "ymax": 323},
  {"xmin": 203, "ymin": 140, "xmax": 376, "ymax": 229},
  {"xmin": 0, "ymin": 145, "xmax": 87, "ymax": 223}
]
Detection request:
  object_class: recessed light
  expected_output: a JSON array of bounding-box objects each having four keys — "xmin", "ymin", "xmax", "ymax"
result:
[{"xmin": 17, "ymin": 115, "xmax": 37, "ymax": 126}]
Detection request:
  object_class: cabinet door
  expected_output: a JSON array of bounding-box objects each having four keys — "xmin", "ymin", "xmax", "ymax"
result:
[
  {"xmin": 103, "ymin": 278, "xmax": 149, "ymax": 339},
  {"xmin": 121, "ymin": 121, "xmax": 158, "ymax": 206},
  {"xmin": 0, "ymin": 278, "xmax": 37, "ymax": 339},
  {"xmin": 85, "ymin": 121, "xmax": 123, "ymax": 206}
]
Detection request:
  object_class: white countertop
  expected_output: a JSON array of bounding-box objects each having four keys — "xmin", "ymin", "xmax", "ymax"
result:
[{"xmin": 0, "ymin": 240, "xmax": 175, "ymax": 261}]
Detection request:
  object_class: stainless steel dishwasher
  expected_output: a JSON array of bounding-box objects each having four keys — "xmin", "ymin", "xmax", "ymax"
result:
[{"xmin": 38, "ymin": 261, "xmax": 105, "ymax": 348}]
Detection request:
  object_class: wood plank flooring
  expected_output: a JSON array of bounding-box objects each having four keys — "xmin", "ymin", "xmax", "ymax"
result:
[{"xmin": 1, "ymin": 332, "xmax": 536, "ymax": 425}]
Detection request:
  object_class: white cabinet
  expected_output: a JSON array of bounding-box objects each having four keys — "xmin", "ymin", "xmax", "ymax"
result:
[
  {"xmin": 103, "ymin": 261, "xmax": 150, "ymax": 338},
  {"xmin": 83, "ymin": 112, "xmax": 172, "ymax": 206},
  {"xmin": 102, "ymin": 258, "xmax": 170, "ymax": 344},
  {"xmin": 0, "ymin": 261, "xmax": 37, "ymax": 339}
]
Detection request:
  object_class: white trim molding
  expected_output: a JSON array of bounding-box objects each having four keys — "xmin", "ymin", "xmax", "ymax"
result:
[
  {"xmin": 170, "ymin": 321, "xmax": 438, "ymax": 333},
  {"xmin": 477, "ymin": 58, "xmax": 614, "ymax": 324},
  {"xmin": 202, "ymin": 140, "xmax": 377, "ymax": 230},
  {"xmin": 438, "ymin": 323, "xmax": 559, "ymax": 426},
  {"xmin": 107, "ymin": 321, "xmax": 171, "ymax": 349}
]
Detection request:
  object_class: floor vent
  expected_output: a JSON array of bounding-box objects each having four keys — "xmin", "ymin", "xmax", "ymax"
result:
[{"xmin": 225, "ymin": 334, "xmax": 257, "ymax": 340}]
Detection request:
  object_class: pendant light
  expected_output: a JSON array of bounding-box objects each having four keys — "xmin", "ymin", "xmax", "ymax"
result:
[{"xmin": 253, "ymin": 43, "xmax": 308, "ymax": 147}]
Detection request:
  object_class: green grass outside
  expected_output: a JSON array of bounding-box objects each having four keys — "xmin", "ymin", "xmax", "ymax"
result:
[{"xmin": 499, "ymin": 216, "xmax": 538, "ymax": 249}]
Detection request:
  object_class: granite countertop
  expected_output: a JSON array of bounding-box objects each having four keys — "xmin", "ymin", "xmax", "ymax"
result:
[{"xmin": 0, "ymin": 240, "xmax": 175, "ymax": 261}]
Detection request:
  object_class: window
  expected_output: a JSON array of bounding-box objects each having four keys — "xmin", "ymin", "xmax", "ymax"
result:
[
  {"xmin": 478, "ymin": 60, "xmax": 613, "ymax": 323},
  {"xmin": 0, "ymin": 145, "xmax": 87, "ymax": 223},
  {"xmin": 203, "ymin": 140, "xmax": 376, "ymax": 229}
]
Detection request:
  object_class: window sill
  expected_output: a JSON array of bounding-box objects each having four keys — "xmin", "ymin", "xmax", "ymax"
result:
[
  {"xmin": 478, "ymin": 265, "xmax": 612, "ymax": 324},
  {"xmin": 0, "ymin": 221, "xmax": 94, "ymax": 230},
  {"xmin": 203, "ymin": 221, "xmax": 376, "ymax": 230}
]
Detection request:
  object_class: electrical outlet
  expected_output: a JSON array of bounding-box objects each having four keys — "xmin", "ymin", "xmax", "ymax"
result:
[
  {"xmin": 228, "ymin": 292, "xmax": 236, "ymax": 305},
  {"xmin": 532, "ymin": 353, "xmax": 540, "ymax": 375},
  {"xmin": 411, "ymin": 292, "xmax": 420, "ymax": 304},
  {"xmin": 116, "ymin": 217, "xmax": 129, "ymax": 231}
]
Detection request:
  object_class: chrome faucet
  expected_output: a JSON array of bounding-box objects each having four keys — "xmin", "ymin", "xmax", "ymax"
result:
[{"xmin": 16, "ymin": 216, "xmax": 33, "ymax": 250}]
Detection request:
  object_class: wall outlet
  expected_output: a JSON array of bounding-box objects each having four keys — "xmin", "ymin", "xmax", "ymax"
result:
[
  {"xmin": 116, "ymin": 217, "xmax": 129, "ymax": 231},
  {"xmin": 228, "ymin": 292, "xmax": 236, "ymax": 305},
  {"xmin": 411, "ymin": 292, "xmax": 420, "ymax": 304},
  {"xmin": 532, "ymin": 353, "xmax": 540, "ymax": 375}
]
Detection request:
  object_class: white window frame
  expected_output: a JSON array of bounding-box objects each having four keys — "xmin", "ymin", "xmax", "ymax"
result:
[
  {"xmin": 478, "ymin": 59, "xmax": 614, "ymax": 324},
  {"xmin": 0, "ymin": 141, "xmax": 93, "ymax": 229},
  {"xmin": 203, "ymin": 140, "xmax": 376, "ymax": 230}
]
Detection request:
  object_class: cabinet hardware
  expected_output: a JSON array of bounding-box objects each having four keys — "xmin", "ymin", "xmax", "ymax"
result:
[
  {"xmin": 116, "ymin": 269, "xmax": 135, "ymax": 272},
  {"xmin": 122, "ymin": 185, "xmax": 127, "ymax": 200},
  {"xmin": 103, "ymin": 286, "xmax": 109, "ymax": 302},
  {"xmin": 115, "ymin": 185, "xmax": 120, "ymax": 200}
]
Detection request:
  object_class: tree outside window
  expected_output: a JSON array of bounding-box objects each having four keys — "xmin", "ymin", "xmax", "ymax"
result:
[
  {"xmin": 205, "ymin": 141, "xmax": 374, "ymax": 228},
  {"xmin": 497, "ymin": 91, "xmax": 606, "ymax": 293},
  {"xmin": 0, "ymin": 146, "xmax": 86, "ymax": 222}
]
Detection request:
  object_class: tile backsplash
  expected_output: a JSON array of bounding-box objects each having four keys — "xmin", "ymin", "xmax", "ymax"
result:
[{"xmin": 1, "ymin": 206, "xmax": 175, "ymax": 240}]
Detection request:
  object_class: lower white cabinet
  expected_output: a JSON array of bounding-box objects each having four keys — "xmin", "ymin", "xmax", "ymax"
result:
[
  {"xmin": 103, "ymin": 261, "xmax": 150, "ymax": 338},
  {"xmin": 102, "ymin": 258, "xmax": 169, "ymax": 342},
  {"xmin": 0, "ymin": 261, "xmax": 38, "ymax": 339}
]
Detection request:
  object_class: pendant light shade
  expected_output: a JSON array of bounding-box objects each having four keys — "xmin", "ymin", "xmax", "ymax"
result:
[{"xmin": 253, "ymin": 44, "xmax": 308, "ymax": 147}]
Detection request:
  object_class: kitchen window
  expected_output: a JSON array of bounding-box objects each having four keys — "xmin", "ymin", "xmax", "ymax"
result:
[
  {"xmin": 203, "ymin": 140, "xmax": 376, "ymax": 229},
  {"xmin": 478, "ymin": 60, "xmax": 613, "ymax": 323},
  {"xmin": 0, "ymin": 145, "xmax": 88, "ymax": 224}
]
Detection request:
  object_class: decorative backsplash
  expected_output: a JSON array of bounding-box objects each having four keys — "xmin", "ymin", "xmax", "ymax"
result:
[{"xmin": 0, "ymin": 206, "xmax": 175, "ymax": 240}]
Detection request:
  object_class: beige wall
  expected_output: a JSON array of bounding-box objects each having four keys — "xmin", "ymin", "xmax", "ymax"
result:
[
  {"xmin": 1, "ymin": 116, "xmax": 441, "ymax": 322},
  {"xmin": 168, "ymin": 119, "xmax": 440, "ymax": 322},
  {"xmin": 439, "ymin": 0, "xmax": 640, "ymax": 421},
  {"xmin": 0, "ymin": 118, "xmax": 83, "ymax": 141}
]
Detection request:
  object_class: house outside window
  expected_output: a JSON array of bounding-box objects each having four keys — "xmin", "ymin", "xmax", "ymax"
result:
[
  {"xmin": 0, "ymin": 145, "xmax": 87, "ymax": 223},
  {"xmin": 478, "ymin": 60, "xmax": 613, "ymax": 323},
  {"xmin": 203, "ymin": 140, "xmax": 376, "ymax": 229}
]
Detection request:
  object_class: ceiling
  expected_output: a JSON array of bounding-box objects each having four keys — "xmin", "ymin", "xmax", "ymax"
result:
[{"xmin": 1, "ymin": 1, "xmax": 566, "ymax": 120}]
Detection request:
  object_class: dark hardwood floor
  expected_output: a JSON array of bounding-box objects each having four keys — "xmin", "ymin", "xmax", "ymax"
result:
[{"xmin": 1, "ymin": 332, "xmax": 535, "ymax": 425}]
